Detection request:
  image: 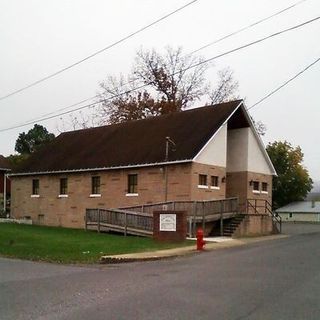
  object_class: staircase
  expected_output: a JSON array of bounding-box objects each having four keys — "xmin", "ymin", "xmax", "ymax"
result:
[{"xmin": 211, "ymin": 214, "xmax": 245, "ymax": 237}]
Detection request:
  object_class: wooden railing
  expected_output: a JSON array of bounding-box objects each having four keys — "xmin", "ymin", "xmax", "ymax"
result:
[
  {"xmin": 246, "ymin": 199, "xmax": 282, "ymax": 233},
  {"xmin": 121, "ymin": 198, "xmax": 239, "ymax": 237},
  {"xmin": 120, "ymin": 198, "xmax": 239, "ymax": 217},
  {"xmin": 86, "ymin": 198, "xmax": 239, "ymax": 237},
  {"xmin": 85, "ymin": 208, "xmax": 153, "ymax": 236}
]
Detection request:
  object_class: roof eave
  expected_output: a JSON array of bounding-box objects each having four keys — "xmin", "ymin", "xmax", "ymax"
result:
[{"xmin": 8, "ymin": 159, "xmax": 192, "ymax": 177}]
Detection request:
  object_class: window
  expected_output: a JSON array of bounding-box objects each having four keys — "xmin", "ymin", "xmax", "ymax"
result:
[
  {"xmin": 32, "ymin": 179, "xmax": 39, "ymax": 195},
  {"xmin": 252, "ymin": 181, "xmax": 260, "ymax": 192},
  {"xmin": 198, "ymin": 174, "xmax": 208, "ymax": 188},
  {"xmin": 211, "ymin": 176, "xmax": 219, "ymax": 188},
  {"xmin": 262, "ymin": 182, "xmax": 268, "ymax": 193},
  {"xmin": 91, "ymin": 176, "xmax": 101, "ymax": 195},
  {"xmin": 127, "ymin": 174, "xmax": 138, "ymax": 194},
  {"xmin": 60, "ymin": 178, "xmax": 68, "ymax": 195},
  {"xmin": 289, "ymin": 213, "xmax": 293, "ymax": 218}
]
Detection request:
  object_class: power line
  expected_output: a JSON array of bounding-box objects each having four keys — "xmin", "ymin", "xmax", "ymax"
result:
[
  {"xmin": 0, "ymin": 0, "xmax": 199, "ymax": 102},
  {"xmin": 190, "ymin": 0, "xmax": 308, "ymax": 55},
  {"xmin": 18, "ymin": 95, "xmax": 98, "ymax": 125},
  {"xmin": 1, "ymin": 0, "xmax": 309, "ymax": 122},
  {"xmin": 1, "ymin": 16, "xmax": 319, "ymax": 132},
  {"xmin": 248, "ymin": 56, "xmax": 320, "ymax": 110}
]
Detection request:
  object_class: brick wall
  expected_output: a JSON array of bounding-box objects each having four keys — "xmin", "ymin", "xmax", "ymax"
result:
[
  {"xmin": 11, "ymin": 163, "xmax": 193, "ymax": 228},
  {"xmin": 190, "ymin": 162, "xmax": 226, "ymax": 200},
  {"xmin": 226, "ymin": 171, "xmax": 272, "ymax": 213},
  {"xmin": 153, "ymin": 211, "xmax": 187, "ymax": 242},
  {"xmin": 11, "ymin": 163, "xmax": 273, "ymax": 229}
]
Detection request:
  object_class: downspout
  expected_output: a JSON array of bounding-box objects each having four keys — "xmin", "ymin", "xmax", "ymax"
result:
[
  {"xmin": 164, "ymin": 138, "xmax": 169, "ymax": 202},
  {"xmin": 3, "ymin": 172, "xmax": 6, "ymax": 214}
]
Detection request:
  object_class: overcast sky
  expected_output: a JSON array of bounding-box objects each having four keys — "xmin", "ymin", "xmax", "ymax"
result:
[{"xmin": 0, "ymin": 0, "xmax": 319, "ymax": 182}]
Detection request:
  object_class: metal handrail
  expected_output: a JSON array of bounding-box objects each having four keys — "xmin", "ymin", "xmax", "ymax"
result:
[{"xmin": 246, "ymin": 199, "xmax": 282, "ymax": 233}]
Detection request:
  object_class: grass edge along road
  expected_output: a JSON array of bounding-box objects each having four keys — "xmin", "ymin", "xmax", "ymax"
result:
[{"xmin": 0, "ymin": 223, "xmax": 193, "ymax": 264}]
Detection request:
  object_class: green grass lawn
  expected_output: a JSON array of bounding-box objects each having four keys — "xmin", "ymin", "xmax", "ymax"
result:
[{"xmin": 0, "ymin": 223, "xmax": 193, "ymax": 264}]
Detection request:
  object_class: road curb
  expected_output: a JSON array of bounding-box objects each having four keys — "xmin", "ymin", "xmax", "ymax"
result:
[{"xmin": 99, "ymin": 234, "xmax": 288, "ymax": 264}]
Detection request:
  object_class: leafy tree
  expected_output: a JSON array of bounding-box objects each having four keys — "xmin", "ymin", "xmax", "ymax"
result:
[
  {"xmin": 97, "ymin": 46, "xmax": 239, "ymax": 125},
  {"xmin": 6, "ymin": 154, "xmax": 30, "ymax": 169},
  {"xmin": 15, "ymin": 124, "xmax": 55, "ymax": 155},
  {"xmin": 266, "ymin": 141, "xmax": 313, "ymax": 209}
]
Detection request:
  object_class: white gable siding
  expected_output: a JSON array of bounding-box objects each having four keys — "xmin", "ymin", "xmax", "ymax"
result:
[
  {"xmin": 227, "ymin": 127, "xmax": 273, "ymax": 174},
  {"xmin": 247, "ymin": 129, "xmax": 273, "ymax": 174},
  {"xmin": 226, "ymin": 128, "xmax": 248, "ymax": 172},
  {"xmin": 194, "ymin": 124, "xmax": 227, "ymax": 167}
]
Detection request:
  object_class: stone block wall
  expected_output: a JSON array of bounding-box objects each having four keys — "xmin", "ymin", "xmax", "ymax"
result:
[{"xmin": 233, "ymin": 214, "xmax": 274, "ymax": 237}]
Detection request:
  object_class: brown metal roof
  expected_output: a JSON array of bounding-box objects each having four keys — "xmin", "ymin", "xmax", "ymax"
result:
[
  {"xmin": 0, "ymin": 155, "xmax": 11, "ymax": 170},
  {"xmin": 14, "ymin": 100, "xmax": 242, "ymax": 174}
]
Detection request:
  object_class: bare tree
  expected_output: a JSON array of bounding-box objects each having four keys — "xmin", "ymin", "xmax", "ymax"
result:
[
  {"xmin": 97, "ymin": 75, "xmax": 163, "ymax": 125},
  {"xmin": 209, "ymin": 68, "xmax": 239, "ymax": 104},
  {"xmin": 56, "ymin": 110, "xmax": 98, "ymax": 132},
  {"xmin": 95, "ymin": 47, "xmax": 240, "ymax": 125},
  {"xmin": 133, "ymin": 46, "xmax": 210, "ymax": 111},
  {"xmin": 253, "ymin": 120, "xmax": 267, "ymax": 136}
]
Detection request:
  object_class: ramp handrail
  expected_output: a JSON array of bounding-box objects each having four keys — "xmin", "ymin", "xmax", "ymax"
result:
[
  {"xmin": 86, "ymin": 208, "xmax": 153, "ymax": 236},
  {"xmin": 120, "ymin": 198, "xmax": 239, "ymax": 217}
]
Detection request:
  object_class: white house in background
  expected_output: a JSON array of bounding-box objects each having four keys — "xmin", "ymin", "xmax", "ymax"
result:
[{"xmin": 276, "ymin": 201, "xmax": 320, "ymax": 223}]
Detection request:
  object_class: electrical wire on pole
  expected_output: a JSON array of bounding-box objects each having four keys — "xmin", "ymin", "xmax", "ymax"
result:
[
  {"xmin": 0, "ymin": 0, "xmax": 310, "ymax": 121},
  {"xmin": 1, "ymin": 16, "xmax": 319, "ymax": 132},
  {"xmin": 248, "ymin": 56, "xmax": 320, "ymax": 111},
  {"xmin": 0, "ymin": 0, "xmax": 200, "ymax": 102}
]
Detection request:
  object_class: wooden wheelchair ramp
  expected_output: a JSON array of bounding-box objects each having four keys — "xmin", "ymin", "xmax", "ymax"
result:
[
  {"xmin": 85, "ymin": 208, "xmax": 153, "ymax": 237},
  {"xmin": 86, "ymin": 198, "xmax": 239, "ymax": 237}
]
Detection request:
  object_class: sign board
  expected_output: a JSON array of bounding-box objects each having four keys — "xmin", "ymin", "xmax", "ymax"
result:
[{"xmin": 159, "ymin": 214, "xmax": 176, "ymax": 232}]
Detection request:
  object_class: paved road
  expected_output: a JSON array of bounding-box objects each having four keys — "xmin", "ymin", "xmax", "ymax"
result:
[{"xmin": 1, "ymin": 223, "xmax": 320, "ymax": 320}]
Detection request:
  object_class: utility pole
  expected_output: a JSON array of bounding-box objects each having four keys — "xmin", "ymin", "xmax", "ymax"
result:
[{"xmin": 164, "ymin": 136, "xmax": 176, "ymax": 202}]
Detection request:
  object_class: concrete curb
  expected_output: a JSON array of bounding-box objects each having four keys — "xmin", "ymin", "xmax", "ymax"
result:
[{"xmin": 100, "ymin": 234, "xmax": 288, "ymax": 264}]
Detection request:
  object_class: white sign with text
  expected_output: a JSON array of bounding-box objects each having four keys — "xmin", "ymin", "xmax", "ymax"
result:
[{"xmin": 159, "ymin": 214, "xmax": 176, "ymax": 232}]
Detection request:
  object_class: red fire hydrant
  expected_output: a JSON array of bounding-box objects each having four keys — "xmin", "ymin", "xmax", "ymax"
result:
[{"xmin": 196, "ymin": 228, "xmax": 206, "ymax": 251}]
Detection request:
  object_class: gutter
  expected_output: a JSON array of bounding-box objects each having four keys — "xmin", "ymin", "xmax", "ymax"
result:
[{"xmin": 9, "ymin": 159, "xmax": 192, "ymax": 177}]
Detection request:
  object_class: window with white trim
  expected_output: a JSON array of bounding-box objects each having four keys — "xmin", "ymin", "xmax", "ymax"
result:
[
  {"xmin": 252, "ymin": 181, "xmax": 260, "ymax": 192},
  {"xmin": 60, "ymin": 178, "xmax": 68, "ymax": 195},
  {"xmin": 127, "ymin": 174, "xmax": 138, "ymax": 194},
  {"xmin": 32, "ymin": 179, "xmax": 39, "ymax": 195},
  {"xmin": 198, "ymin": 174, "xmax": 207, "ymax": 187},
  {"xmin": 91, "ymin": 176, "xmax": 101, "ymax": 195},
  {"xmin": 211, "ymin": 176, "xmax": 219, "ymax": 188},
  {"xmin": 262, "ymin": 182, "xmax": 268, "ymax": 193}
]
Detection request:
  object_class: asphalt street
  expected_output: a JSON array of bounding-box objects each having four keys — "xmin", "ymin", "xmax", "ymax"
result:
[{"xmin": 1, "ymin": 223, "xmax": 320, "ymax": 320}]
